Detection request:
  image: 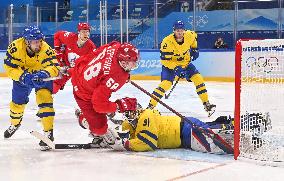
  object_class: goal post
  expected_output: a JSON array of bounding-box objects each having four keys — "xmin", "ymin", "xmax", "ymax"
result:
[{"xmin": 234, "ymin": 39, "xmax": 284, "ymax": 164}]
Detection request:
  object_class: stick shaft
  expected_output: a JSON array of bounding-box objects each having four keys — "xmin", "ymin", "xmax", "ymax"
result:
[
  {"xmin": 165, "ymin": 77, "xmax": 180, "ymax": 99},
  {"xmin": 130, "ymin": 81, "xmax": 234, "ymax": 154}
]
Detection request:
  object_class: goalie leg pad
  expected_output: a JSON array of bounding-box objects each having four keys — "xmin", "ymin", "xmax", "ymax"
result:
[{"xmin": 181, "ymin": 121, "xmax": 192, "ymax": 149}]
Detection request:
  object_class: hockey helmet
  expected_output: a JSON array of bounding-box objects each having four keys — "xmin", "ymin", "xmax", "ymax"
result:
[
  {"xmin": 22, "ymin": 25, "xmax": 44, "ymax": 41},
  {"xmin": 117, "ymin": 43, "xmax": 140, "ymax": 71},
  {"xmin": 124, "ymin": 103, "xmax": 143, "ymax": 129},
  {"xmin": 77, "ymin": 22, "xmax": 91, "ymax": 31},
  {"xmin": 173, "ymin": 20, "xmax": 185, "ymax": 30}
]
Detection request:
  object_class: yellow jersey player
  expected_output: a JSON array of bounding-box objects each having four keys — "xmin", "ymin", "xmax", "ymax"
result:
[
  {"xmin": 106, "ymin": 103, "xmax": 234, "ymax": 154},
  {"xmin": 148, "ymin": 20, "xmax": 216, "ymax": 117},
  {"xmin": 3, "ymin": 25, "xmax": 60, "ymax": 150}
]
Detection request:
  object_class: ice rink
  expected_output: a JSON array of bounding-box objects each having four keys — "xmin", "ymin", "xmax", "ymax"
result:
[{"xmin": 0, "ymin": 78, "xmax": 283, "ymax": 181}]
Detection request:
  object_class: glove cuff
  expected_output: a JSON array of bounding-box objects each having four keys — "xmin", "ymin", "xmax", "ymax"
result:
[{"xmin": 19, "ymin": 72, "xmax": 30, "ymax": 85}]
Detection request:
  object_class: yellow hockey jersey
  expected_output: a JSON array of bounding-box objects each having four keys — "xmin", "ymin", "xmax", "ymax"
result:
[
  {"xmin": 4, "ymin": 37, "xmax": 59, "ymax": 81},
  {"xmin": 160, "ymin": 30, "xmax": 197, "ymax": 69},
  {"xmin": 122, "ymin": 109, "xmax": 182, "ymax": 152}
]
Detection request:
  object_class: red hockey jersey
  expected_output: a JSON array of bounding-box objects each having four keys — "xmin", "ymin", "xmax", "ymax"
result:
[
  {"xmin": 71, "ymin": 41, "xmax": 130, "ymax": 114},
  {"xmin": 54, "ymin": 31, "xmax": 96, "ymax": 67}
]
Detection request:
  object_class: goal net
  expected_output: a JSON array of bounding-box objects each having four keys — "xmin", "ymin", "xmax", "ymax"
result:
[{"xmin": 234, "ymin": 39, "xmax": 284, "ymax": 165}]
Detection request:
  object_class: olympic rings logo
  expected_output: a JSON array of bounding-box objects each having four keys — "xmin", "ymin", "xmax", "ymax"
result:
[{"xmin": 245, "ymin": 56, "xmax": 279, "ymax": 73}]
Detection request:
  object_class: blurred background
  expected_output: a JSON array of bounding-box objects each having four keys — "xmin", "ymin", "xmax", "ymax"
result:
[{"xmin": 0, "ymin": 0, "xmax": 283, "ymax": 50}]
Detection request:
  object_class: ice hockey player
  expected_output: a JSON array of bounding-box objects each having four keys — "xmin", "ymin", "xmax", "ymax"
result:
[
  {"xmin": 148, "ymin": 20, "xmax": 216, "ymax": 117},
  {"xmin": 70, "ymin": 41, "xmax": 140, "ymax": 145},
  {"xmin": 105, "ymin": 102, "xmax": 233, "ymax": 153},
  {"xmin": 53, "ymin": 22, "xmax": 97, "ymax": 94},
  {"xmin": 3, "ymin": 25, "xmax": 60, "ymax": 150}
]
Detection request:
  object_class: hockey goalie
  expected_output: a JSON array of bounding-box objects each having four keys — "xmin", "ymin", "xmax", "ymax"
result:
[{"xmin": 99, "ymin": 101, "xmax": 273, "ymax": 156}]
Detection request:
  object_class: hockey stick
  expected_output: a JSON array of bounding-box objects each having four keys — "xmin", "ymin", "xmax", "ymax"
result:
[
  {"xmin": 42, "ymin": 74, "xmax": 63, "ymax": 81},
  {"xmin": 165, "ymin": 76, "xmax": 181, "ymax": 99},
  {"xmin": 30, "ymin": 131, "xmax": 92, "ymax": 149},
  {"xmin": 130, "ymin": 81, "xmax": 234, "ymax": 154},
  {"xmin": 32, "ymin": 74, "xmax": 63, "ymax": 82}
]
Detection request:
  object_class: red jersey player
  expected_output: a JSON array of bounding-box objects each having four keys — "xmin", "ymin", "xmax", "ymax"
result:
[
  {"xmin": 53, "ymin": 22, "xmax": 97, "ymax": 94},
  {"xmin": 70, "ymin": 41, "xmax": 139, "ymax": 141}
]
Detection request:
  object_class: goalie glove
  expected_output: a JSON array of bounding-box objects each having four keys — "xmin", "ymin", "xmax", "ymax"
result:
[{"xmin": 107, "ymin": 126, "xmax": 130, "ymax": 151}]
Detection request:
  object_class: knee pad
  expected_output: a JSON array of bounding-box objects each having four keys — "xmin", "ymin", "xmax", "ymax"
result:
[
  {"xmin": 150, "ymin": 80, "xmax": 173, "ymax": 107},
  {"xmin": 36, "ymin": 89, "xmax": 54, "ymax": 106},
  {"xmin": 159, "ymin": 80, "xmax": 173, "ymax": 92},
  {"xmin": 190, "ymin": 74, "xmax": 208, "ymax": 102},
  {"xmin": 190, "ymin": 73, "xmax": 205, "ymax": 87}
]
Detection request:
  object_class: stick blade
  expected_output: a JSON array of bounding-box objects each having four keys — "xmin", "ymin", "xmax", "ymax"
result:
[{"xmin": 30, "ymin": 130, "xmax": 55, "ymax": 149}]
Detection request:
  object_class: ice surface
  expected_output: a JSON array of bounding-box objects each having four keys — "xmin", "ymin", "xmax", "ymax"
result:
[{"xmin": 0, "ymin": 78, "xmax": 283, "ymax": 181}]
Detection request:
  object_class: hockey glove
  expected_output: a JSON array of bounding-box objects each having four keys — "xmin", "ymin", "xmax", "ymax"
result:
[
  {"xmin": 116, "ymin": 97, "xmax": 137, "ymax": 113},
  {"xmin": 19, "ymin": 72, "xmax": 35, "ymax": 88},
  {"xmin": 32, "ymin": 70, "xmax": 50, "ymax": 88},
  {"xmin": 174, "ymin": 66, "xmax": 187, "ymax": 78},
  {"xmin": 190, "ymin": 48, "xmax": 199, "ymax": 61},
  {"xmin": 109, "ymin": 126, "xmax": 130, "ymax": 151}
]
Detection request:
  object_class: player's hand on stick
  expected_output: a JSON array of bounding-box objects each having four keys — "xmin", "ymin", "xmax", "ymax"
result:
[
  {"xmin": 60, "ymin": 66, "xmax": 71, "ymax": 76},
  {"xmin": 190, "ymin": 48, "xmax": 199, "ymax": 61},
  {"xmin": 19, "ymin": 71, "xmax": 35, "ymax": 88},
  {"xmin": 32, "ymin": 71, "xmax": 50, "ymax": 87},
  {"xmin": 115, "ymin": 97, "xmax": 137, "ymax": 113}
]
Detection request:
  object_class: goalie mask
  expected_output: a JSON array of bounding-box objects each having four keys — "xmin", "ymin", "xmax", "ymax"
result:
[{"xmin": 123, "ymin": 103, "xmax": 143, "ymax": 129}]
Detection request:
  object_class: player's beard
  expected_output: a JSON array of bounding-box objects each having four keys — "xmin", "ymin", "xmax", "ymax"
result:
[
  {"xmin": 26, "ymin": 44, "xmax": 41, "ymax": 55},
  {"xmin": 32, "ymin": 46, "xmax": 41, "ymax": 53}
]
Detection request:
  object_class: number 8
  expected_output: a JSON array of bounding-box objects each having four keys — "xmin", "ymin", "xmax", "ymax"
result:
[{"xmin": 84, "ymin": 62, "xmax": 102, "ymax": 81}]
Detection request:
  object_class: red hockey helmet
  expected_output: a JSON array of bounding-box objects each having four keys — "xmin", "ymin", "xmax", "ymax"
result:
[
  {"xmin": 117, "ymin": 43, "xmax": 140, "ymax": 72},
  {"xmin": 77, "ymin": 22, "xmax": 91, "ymax": 31}
]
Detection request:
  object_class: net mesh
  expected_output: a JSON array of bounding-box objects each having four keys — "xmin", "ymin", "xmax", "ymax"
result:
[{"xmin": 238, "ymin": 39, "xmax": 284, "ymax": 164}]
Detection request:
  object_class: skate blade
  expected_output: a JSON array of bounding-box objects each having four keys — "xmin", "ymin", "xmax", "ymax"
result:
[
  {"xmin": 208, "ymin": 107, "xmax": 216, "ymax": 117},
  {"xmin": 40, "ymin": 145, "xmax": 52, "ymax": 151}
]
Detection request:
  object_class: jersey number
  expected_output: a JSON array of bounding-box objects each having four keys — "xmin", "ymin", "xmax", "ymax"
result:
[
  {"xmin": 143, "ymin": 118, "xmax": 150, "ymax": 127},
  {"xmin": 45, "ymin": 48, "xmax": 53, "ymax": 56},
  {"xmin": 106, "ymin": 78, "xmax": 119, "ymax": 90},
  {"xmin": 8, "ymin": 43, "xmax": 17, "ymax": 54},
  {"xmin": 84, "ymin": 48, "xmax": 107, "ymax": 81}
]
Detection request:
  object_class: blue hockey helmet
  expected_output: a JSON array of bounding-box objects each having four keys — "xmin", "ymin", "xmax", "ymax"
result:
[
  {"xmin": 173, "ymin": 20, "xmax": 185, "ymax": 30},
  {"xmin": 22, "ymin": 25, "xmax": 44, "ymax": 41}
]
